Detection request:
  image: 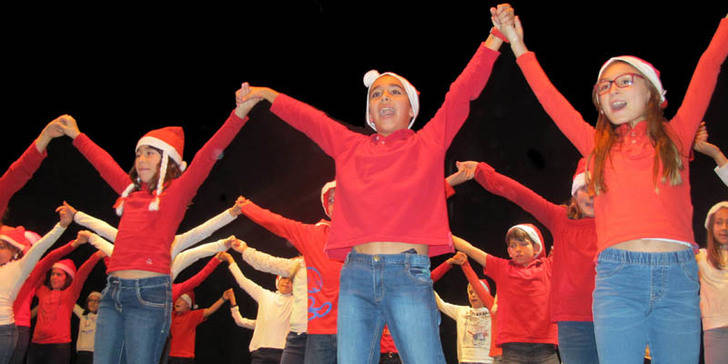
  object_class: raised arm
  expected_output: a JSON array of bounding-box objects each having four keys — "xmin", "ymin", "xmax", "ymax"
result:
[
  {"xmin": 202, "ymin": 290, "xmax": 230, "ymax": 318},
  {"xmin": 171, "ymin": 236, "xmax": 231, "ymax": 280},
  {"xmin": 694, "ymin": 122, "xmax": 728, "ymax": 186},
  {"xmin": 460, "ymin": 259, "xmax": 494, "ymax": 310},
  {"xmin": 171, "ymin": 255, "xmax": 222, "ymax": 303},
  {"xmin": 19, "ymin": 233, "xmax": 83, "ymax": 295},
  {"xmin": 230, "ymin": 306, "xmax": 256, "ymax": 330},
  {"xmin": 171, "ymin": 205, "xmax": 239, "ymax": 258},
  {"xmin": 69, "ymin": 251, "xmax": 105, "ymax": 302},
  {"xmin": 63, "ymin": 201, "xmax": 119, "ymax": 242},
  {"xmin": 431, "ymin": 252, "xmax": 467, "ymax": 283},
  {"xmin": 219, "ymin": 252, "xmax": 266, "ymax": 303},
  {"xmin": 433, "ymin": 291, "xmax": 461, "ymax": 320},
  {"xmin": 84, "ymin": 231, "xmax": 115, "ymax": 257},
  {"xmin": 234, "ymin": 240, "xmax": 302, "ymax": 278},
  {"xmin": 73, "ymin": 304, "xmax": 84, "ymax": 319},
  {"xmin": 235, "ymin": 196, "xmax": 316, "ymax": 252},
  {"xmin": 452, "ymin": 235, "xmax": 489, "ymax": 269}
]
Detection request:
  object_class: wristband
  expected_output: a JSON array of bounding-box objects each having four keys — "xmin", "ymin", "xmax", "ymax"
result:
[{"xmin": 490, "ymin": 27, "xmax": 509, "ymax": 43}]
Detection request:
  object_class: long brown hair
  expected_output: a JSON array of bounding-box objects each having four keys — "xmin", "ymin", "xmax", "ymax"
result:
[
  {"xmin": 588, "ymin": 68, "xmax": 683, "ymax": 195},
  {"xmin": 706, "ymin": 207, "xmax": 728, "ymax": 270},
  {"xmin": 566, "ymin": 197, "xmax": 585, "ymax": 220},
  {"xmin": 128, "ymin": 146, "xmax": 183, "ymax": 193}
]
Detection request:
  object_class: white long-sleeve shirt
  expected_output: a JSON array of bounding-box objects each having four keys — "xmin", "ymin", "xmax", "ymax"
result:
[
  {"xmin": 716, "ymin": 164, "xmax": 728, "ymax": 187},
  {"xmin": 73, "ymin": 304, "xmax": 97, "ymax": 352},
  {"xmin": 0, "ymin": 224, "xmax": 66, "ymax": 325},
  {"xmin": 228, "ymin": 262, "xmax": 292, "ymax": 352},
  {"xmin": 242, "ymin": 247, "xmax": 306, "ymax": 334},
  {"xmin": 697, "ymin": 249, "xmax": 728, "ymax": 331},
  {"xmin": 435, "ymin": 291, "xmax": 493, "ymax": 364},
  {"xmin": 230, "ymin": 307, "xmax": 256, "ymax": 329}
]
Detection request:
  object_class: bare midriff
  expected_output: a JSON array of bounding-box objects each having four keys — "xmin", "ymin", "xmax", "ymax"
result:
[
  {"xmin": 611, "ymin": 238, "xmax": 691, "ymax": 253},
  {"xmin": 353, "ymin": 242, "xmax": 429, "ymax": 256},
  {"xmin": 111, "ymin": 270, "xmax": 168, "ymax": 279}
]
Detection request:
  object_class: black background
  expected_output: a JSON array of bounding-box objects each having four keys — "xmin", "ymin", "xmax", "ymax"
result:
[{"xmin": 4, "ymin": 2, "xmax": 727, "ymax": 363}]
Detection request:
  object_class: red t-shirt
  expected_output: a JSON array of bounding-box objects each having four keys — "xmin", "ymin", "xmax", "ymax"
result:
[{"xmin": 169, "ymin": 309, "xmax": 206, "ymax": 358}]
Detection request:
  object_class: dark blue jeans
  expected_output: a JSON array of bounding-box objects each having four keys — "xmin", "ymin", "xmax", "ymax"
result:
[
  {"xmin": 305, "ymin": 333, "xmax": 336, "ymax": 364},
  {"xmin": 0, "ymin": 324, "xmax": 17, "ymax": 364},
  {"xmin": 280, "ymin": 331, "xmax": 307, "ymax": 364},
  {"xmin": 499, "ymin": 343, "xmax": 560, "ymax": 364},
  {"xmin": 8, "ymin": 325, "xmax": 28, "ymax": 364},
  {"xmin": 93, "ymin": 275, "xmax": 172, "ymax": 364}
]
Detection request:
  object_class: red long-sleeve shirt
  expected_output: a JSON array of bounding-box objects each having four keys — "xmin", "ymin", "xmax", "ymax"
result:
[
  {"xmin": 72, "ymin": 111, "xmax": 247, "ymax": 274},
  {"xmin": 31, "ymin": 252, "xmax": 104, "ymax": 344},
  {"xmin": 269, "ymin": 45, "xmax": 500, "ymax": 260},
  {"xmin": 0, "ymin": 141, "xmax": 46, "ymax": 219},
  {"xmin": 172, "ymin": 257, "xmax": 221, "ymax": 304},
  {"xmin": 515, "ymin": 18, "xmax": 728, "ymax": 253},
  {"xmin": 475, "ymin": 163, "xmax": 596, "ymax": 322}
]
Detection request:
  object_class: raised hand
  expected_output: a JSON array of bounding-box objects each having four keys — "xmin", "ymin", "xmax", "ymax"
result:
[
  {"xmin": 231, "ymin": 239, "xmax": 248, "ymax": 253},
  {"xmin": 73, "ymin": 230, "xmax": 92, "ymax": 247},
  {"xmin": 55, "ymin": 114, "xmax": 81, "ymax": 139},
  {"xmin": 234, "ymin": 82, "xmax": 264, "ymax": 118},
  {"xmin": 216, "ymin": 251, "xmax": 234, "ymax": 264},
  {"xmin": 57, "ymin": 202, "xmax": 76, "ymax": 228},
  {"xmin": 229, "ymin": 196, "xmax": 249, "ymax": 216}
]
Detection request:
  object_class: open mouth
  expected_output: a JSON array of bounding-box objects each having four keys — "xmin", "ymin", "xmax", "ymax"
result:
[
  {"xmin": 379, "ymin": 107, "xmax": 395, "ymax": 117},
  {"xmin": 610, "ymin": 100, "xmax": 627, "ymax": 112}
]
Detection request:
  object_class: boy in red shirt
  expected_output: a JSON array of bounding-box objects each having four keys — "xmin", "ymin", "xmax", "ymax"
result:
[{"xmin": 167, "ymin": 289, "xmax": 230, "ymax": 364}]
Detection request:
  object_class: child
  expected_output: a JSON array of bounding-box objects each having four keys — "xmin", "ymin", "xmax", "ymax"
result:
[
  {"xmin": 495, "ymin": 6, "xmax": 727, "ymax": 363},
  {"xmin": 0, "ymin": 212, "xmax": 69, "ymax": 363},
  {"xmin": 56, "ymin": 84, "xmax": 259, "ymax": 364},
  {"xmin": 26, "ymin": 240, "xmax": 104, "ymax": 364},
  {"xmin": 219, "ymin": 251, "xmax": 293, "ymax": 364},
  {"xmin": 238, "ymin": 6, "xmax": 509, "ymax": 360},
  {"xmin": 696, "ymin": 202, "xmax": 728, "ymax": 364},
  {"xmin": 454, "ymin": 225, "xmax": 559, "ymax": 364},
  {"xmin": 694, "ymin": 123, "xmax": 728, "ymax": 187},
  {"xmin": 73, "ymin": 291, "xmax": 101, "ymax": 364},
  {"xmin": 450, "ymin": 158, "xmax": 598, "ymax": 363},
  {"xmin": 167, "ymin": 289, "xmax": 230, "ymax": 364}
]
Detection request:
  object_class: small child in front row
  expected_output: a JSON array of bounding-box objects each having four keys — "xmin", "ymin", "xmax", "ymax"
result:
[{"xmin": 454, "ymin": 225, "xmax": 558, "ymax": 364}]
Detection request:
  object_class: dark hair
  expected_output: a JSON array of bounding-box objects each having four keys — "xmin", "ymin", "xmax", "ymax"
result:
[
  {"xmin": 505, "ymin": 228, "xmax": 534, "ymax": 246},
  {"xmin": 566, "ymin": 197, "xmax": 585, "ymax": 220},
  {"xmin": 0, "ymin": 240, "xmax": 22, "ymax": 261},
  {"xmin": 128, "ymin": 146, "xmax": 183, "ymax": 193},
  {"xmin": 45, "ymin": 269, "xmax": 73, "ymax": 291}
]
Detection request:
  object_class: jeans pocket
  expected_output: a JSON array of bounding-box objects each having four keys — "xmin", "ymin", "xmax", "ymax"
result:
[
  {"xmin": 405, "ymin": 265, "xmax": 432, "ymax": 286},
  {"xmin": 679, "ymin": 260, "xmax": 700, "ymax": 286},
  {"xmin": 595, "ymin": 260, "xmax": 626, "ymax": 280},
  {"xmin": 136, "ymin": 284, "xmax": 169, "ymax": 308}
]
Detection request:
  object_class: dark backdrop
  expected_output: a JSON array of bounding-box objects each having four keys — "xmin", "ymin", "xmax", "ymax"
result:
[{"xmin": 3, "ymin": 2, "xmax": 727, "ymax": 363}]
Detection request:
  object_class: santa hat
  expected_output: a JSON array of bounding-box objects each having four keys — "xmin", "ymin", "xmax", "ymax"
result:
[
  {"xmin": 506, "ymin": 223, "xmax": 545, "ymax": 258},
  {"xmin": 571, "ymin": 158, "xmax": 589, "ymax": 196},
  {"xmin": 179, "ymin": 291, "xmax": 197, "ymax": 309},
  {"xmin": 320, "ymin": 180, "xmax": 336, "ymax": 218},
  {"xmin": 705, "ymin": 201, "xmax": 728, "ymax": 229},
  {"xmin": 597, "ymin": 55, "xmax": 667, "ymax": 109},
  {"xmin": 0, "ymin": 225, "xmax": 39, "ymax": 258},
  {"xmin": 115, "ymin": 126, "xmax": 187, "ymax": 216},
  {"xmin": 52, "ymin": 259, "xmax": 77, "ymax": 279},
  {"xmin": 363, "ymin": 70, "xmax": 420, "ymax": 131}
]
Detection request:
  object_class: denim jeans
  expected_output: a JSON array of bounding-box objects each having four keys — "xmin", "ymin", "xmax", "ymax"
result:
[
  {"xmin": 592, "ymin": 248, "xmax": 700, "ymax": 364},
  {"xmin": 8, "ymin": 325, "xmax": 29, "ymax": 364},
  {"xmin": 337, "ymin": 251, "xmax": 446, "ymax": 364},
  {"xmin": 26, "ymin": 343, "xmax": 71, "ymax": 364},
  {"xmin": 557, "ymin": 321, "xmax": 599, "ymax": 364},
  {"xmin": 703, "ymin": 326, "xmax": 728, "ymax": 364},
  {"xmin": 0, "ymin": 324, "xmax": 17, "ymax": 364},
  {"xmin": 93, "ymin": 275, "xmax": 172, "ymax": 364},
  {"xmin": 305, "ymin": 333, "xmax": 336, "ymax": 364},
  {"xmin": 499, "ymin": 343, "xmax": 560, "ymax": 364},
  {"xmin": 280, "ymin": 331, "xmax": 307, "ymax": 364}
]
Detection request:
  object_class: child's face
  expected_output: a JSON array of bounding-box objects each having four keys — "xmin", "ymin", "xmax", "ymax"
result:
[
  {"xmin": 368, "ymin": 75, "xmax": 413, "ymax": 136},
  {"xmin": 50, "ymin": 268, "xmax": 69, "ymax": 290},
  {"xmin": 174, "ymin": 297, "xmax": 190, "ymax": 313},
  {"xmin": 713, "ymin": 208, "xmax": 728, "ymax": 246},
  {"xmin": 87, "ymin": 296, "xmax": 100, "ymax": 313},
  {"xmin": 326, "ymin": 188, "xmax": 335, "ymax": 217},
  {"xmin": 277, "ymin": 277, "xmax": 293, "ymax": 295},
  {"xmin": 467, "ymin": 284, "xmax": 484, "ymax": 309},
  {"xmin": 0, "ymin": 240, "xmax": 19, "ymax": 265},
  {"xmin": 507, "ymin": 238, "xmax": 536, "ymax": 266},
  {"xmin": 574, "ymin": 186, "xmax": 594, "ymax": 218},
  {"xmin": 597, "ymin": 62, "xmax": 651, "ymax": 128},
  {"xmin": 135, "ymin": 145, "xmax": 162, "ymax": 184}
]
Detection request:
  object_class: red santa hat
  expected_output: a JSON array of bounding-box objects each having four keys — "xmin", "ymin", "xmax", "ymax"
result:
[
  {"xmin": 0, "ymin": 225, "xmax": 40, "ymax": 258},
  {"xmin": 115, "ymin": 126, "xmax": 187, "ymax": 216},
  {"xmin": 179, "ymin": 291, "xmax": 197, "ymax": 309},
  {"xmin": 597, "ymin": 55, "xmax": 667, "ymax": 109},
  {"xmin": 320, "ymin": 180, "xmax": 336, "ymax": 218},
  {"xmin": 506, "ymin": 223, "xmax": 545, "ymax": 258},
  {"xmin": 52, "ymin": 259, "xmax": 77, "ymax": 279}
]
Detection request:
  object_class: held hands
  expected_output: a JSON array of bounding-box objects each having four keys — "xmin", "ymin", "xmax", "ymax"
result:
[
  {"xmin": 36, "ymin": 116, "xmax": 68, "ymax": 152},
  {"xmin": 490, "ymin": 3, "xmax": 526, "ymax": 56},
  {"xmin": 229, "ymin": 196, "xmax": 249, "ymax": 217},
  {"xmin": 447, "ymin": 251, "xmax": 468, "ymax": 265},
  {"xmin": 447, "ymin": 161, "xmax": 478, "ymax": 187},
  {"xmin": 55, "ymin": 115, "xmax": 81, "ymax": 140},
  {"xmin": 223, "ymin": 235, "xmax": 238, "ymax": 249},
  {"xmin": 234, "ymin": 82, "xmax": 264, "ymax": 119},
  {"xmin": 216, "ymin": 251, "xmax": 234, "ymax": 264},
  {"xmin": 224, "ymin": 288, "xmax": 237, "ymax": 306},
  {"xmin": 57, "ymin": 201, "xmax": 77, "ymax": 228},
  {"xmin": 73, "ymin": 230, "xmax": 92, "ymax": 248},
  {"xmin": 232, "ymin": 239, "xmax": 248, "ymax": 253},
  {"xmin": 693, "ymin": 122, "xmax": 727, "ymax": 166}
]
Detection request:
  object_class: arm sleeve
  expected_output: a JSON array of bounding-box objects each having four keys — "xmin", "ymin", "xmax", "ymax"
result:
[
  {"xmin": 171, "ymin": 238, "xmax": 228, "ymax": 279},
  {"xmin": 73, "ymin": 211, "xmax": 119, "ymax": 242},
  {"xmin": 72, "ymin": 133, "xmax": 133, "ymax": 194},
  {"xmin": 171, "ymin": 209, "xmax": 237, "ymax": 259},
  {"xmin": 69, "ymin": 251, "xmax": 104, "ymax": 301},
  {"xmin": 73, "ymin": 304, "xmax": 84, "ymax": 319},
  {"xmin": 242, "ymin": 247, "xmax": 300, "ymax": 277},
  {"xmin": 515, "ymin": 52, "xmax": 595, "ymax": 156},
  {"xmin": 19, "ymin": 240, "xmax": 76, "ymax": 295},
  {"xmin": 230, "ymin": 306, "xmax": 256, "ymax": 330},
  {"xmin": 716, "ymin": 164, "xmax": 728, "ymax": 187},
  {"xmin": 0, "ymin": 141, "xmax": 46, "ymax": 218},
  {"xmin": 87, "ymin": 233, "xmax": 115, "ymax": 257},
  {"xmin": 420, "ymin": 45, "xmax": 501, "ymax": 148},
  {"xmin": 474, "ymin": 162, "xmax": 563, "ymax": 229},
  {"xmin": 460, "ymin": 260, "xmax": 494, "ymax": 310},
  {"xmin": 238, "ymin": 201, "xmax": 314, "ymax": 253},
  {"xmin": 227, "ymin": 262, "xmax": 265, "ymax": 302},
  {"xmin": 433, "ymin": 291, "xmax": 460, "ymax": 320},
  {"xmin": 171, "ymin": 257, "xmax": 222, "ymax": 303},
  {"xmin": 14, "ymin": 224, "xmax": 67, "ymax": 285},
  {"xmin": 430, "ymin": 260, "xmax": 453, "ymax": 283}
]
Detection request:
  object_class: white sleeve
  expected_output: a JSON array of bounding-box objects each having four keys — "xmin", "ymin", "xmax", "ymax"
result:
[
  {"xmin": 242, "ymin": 247, "xmax": 300, "ymax": 277},
  {"xmin": 230, "ymin": 306, "xmax": 256, "ymax": 330},
  {"xmin": 8, "ymin": 224, "xmax": 67, "ymax": 298},
  {"xmin": 88, "ymin": 233, "xmax": 114, "ymax": 257},
  {"xmin": 73, "ymin": 304, "xmax": 84, "ymax": 319},
  {"xmin": 171, "ymin": 209, "xmax": 237, "ymax": 259},
  {"xmin": 716, "ymin": 164, "xmax": 728, "ymax": 187},
  {"xmin": 434, "ymin": 291, "xmax": 461, "ymax": 320},
  {"xmin": 170, "ymin": 238, "xmax": 228, "ymax": 279},
  {"xmin": 74, "ymin": 211, "xmax": 119, "ymax": 242},
  {"xmin": 228, "ymin": 262, "xmax": 266, "ymax": 302}
]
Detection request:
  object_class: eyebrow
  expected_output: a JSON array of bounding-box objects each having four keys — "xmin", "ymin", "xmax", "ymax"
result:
[{"xmin": 370, "ymin": 83, "xmax": 405, "ymax": 94}]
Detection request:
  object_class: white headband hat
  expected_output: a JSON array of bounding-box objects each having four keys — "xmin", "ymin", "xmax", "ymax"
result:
[
  {"xmin": 597, "ymin": 56, "xmax": 667, "ymax": 108},
  {"xmin": 363, "ymin": 70, "xmax": 420, "ymax": 131},
  {"xmin": 507, "ymin": 223, "xmax": 544, "ymax": 257},
  {"xmin": 705, "ymin": 201, "xmax": 728, "ymax": 229},
  {"xmin": 320, "ymin": 180, "xmax": 336, "ymax": 218}
]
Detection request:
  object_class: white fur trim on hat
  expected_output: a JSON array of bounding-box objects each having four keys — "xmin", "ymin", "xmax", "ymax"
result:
[
  {"xmin": 363, "ymin": 70, "xmax": 420, "ymax": 131},
  {"xmin": 507, "ymin": 224, "xmax": 543, "ymax": 257},
  {"xmin": 136, "ymin": 136, "xmax": 187, "ymax": 172},
  {"xmin": 52, "ymin": 260, "xmax": 76, "ymax": 279},
  {"xmin": 320, "ymin": 181, "xmax": 336, "ymax": 218},
  {"xmin": 597, "ymin": 56, "xmax": 667, "ymax": 107},
  {"xmin": 572, "ymin": 173, "xmax": 587, "ymax": 196},
  {"xmin": 705, "ymin": 201, "xmax": 728, "ymax": 229},
  {"xmin": 180, "ymin": 293, "xmax": 197, "ymax": 309}
]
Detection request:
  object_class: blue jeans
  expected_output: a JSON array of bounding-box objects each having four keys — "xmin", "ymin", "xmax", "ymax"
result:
[
  {"xmin": 499, "ymin": 343, "xmax": 560, "ymax": 364},
  {"xmin": 592, "ymin": 248, "xmax": 700, "ymax": 364},
  {"xmin": 0, "ymin": 324, "xmax": 17, "ymax": 364},
  {"xmin": 280, "ymin": 331, "xmax": 307, "ymax": 364},
  {"xmin": 305, "ymin": 333, "xmax": 336, "ymax": 364},
  {"xmin": 337, "ymin": 251, "xmax": 445, "ymax": 364},
  {"xmin": 703, "ymin": 326, "xmax": 728, "ymax": 364},
  {"xmin": 557, "ymin": 321, "xmax": 599, "ymax": 364},
  {"xmin": 93, "ymin": 275, "xmax": 172, "ymax": 364}
]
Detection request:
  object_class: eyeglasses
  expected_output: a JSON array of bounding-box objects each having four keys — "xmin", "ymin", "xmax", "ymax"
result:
[{"xmin": 595, "ymin": 73, "xmax": 644, "ymax": 95}]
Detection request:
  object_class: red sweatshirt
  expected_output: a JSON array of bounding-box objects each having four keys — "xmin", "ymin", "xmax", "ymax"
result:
[
  {"xmin": 13, "ymin": 241, "xmax": 76, "ymax": 328},
  {"xmin": 239, "ymin": 201, "xmax": 342, "ymax": 335},
  {"xmin": 515, "ymin": 18, "xmax": 728, "ymax": 253},
  {"xmin": 72, "ymin": 111, "xmax": 247, "ymax": 274},
  {"xmin": 169, "ymin": 309, "xmax": 206, "ymax": 358},
  {"xmin": 0, "ymin": 141, "xmax": 46, "ymax": 219},
  {"xmin": 269, "ymin": 45, "xmax": 500, "ymax": 260},
  {"xmin": 31, "ymin": 251, "xmax": 104, "ymax": 344},
  {"xmin": 475, "ymin": 163, "xmax": 596, "ymax": 322}
]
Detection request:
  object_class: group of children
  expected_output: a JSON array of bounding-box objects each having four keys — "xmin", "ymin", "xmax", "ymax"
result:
[{"xmin": 0, "ymin": 3, "xmax": 726, "ymax": 364}]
